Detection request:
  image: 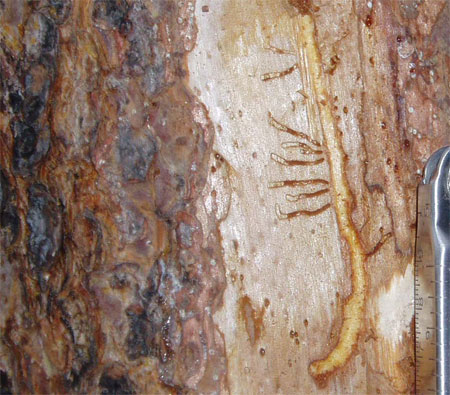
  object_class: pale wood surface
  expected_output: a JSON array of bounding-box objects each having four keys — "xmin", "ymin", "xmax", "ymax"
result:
[{"xmin": 189, "ymin": 0, "xmax": 449, "ymax": 392}]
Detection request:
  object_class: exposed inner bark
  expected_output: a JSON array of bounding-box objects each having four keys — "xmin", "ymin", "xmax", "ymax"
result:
[{"xmin": 190, "ymin": 0, "xmax": 449, "ymax": 393}]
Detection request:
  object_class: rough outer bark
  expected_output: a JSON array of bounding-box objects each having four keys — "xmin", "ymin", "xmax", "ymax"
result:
[{"xmin": 0, "ymin": 0, "xmax": 226, "ymax": 393}]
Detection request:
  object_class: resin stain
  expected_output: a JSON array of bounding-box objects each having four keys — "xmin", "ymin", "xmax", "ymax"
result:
[{"xmin": 239, "ymin": 295, "xmax": 266, "ymax": 347}]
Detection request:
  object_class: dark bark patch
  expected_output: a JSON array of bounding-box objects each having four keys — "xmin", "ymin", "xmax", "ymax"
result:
[
  {"xmin": 26, "ymin": 183, "xmax": 62, "ymax": 270},
  {"xmin": 8, "ymin": 91, "xmax": 23, "ymax": 114},
  {"xmin": 0, "ymin": 370, "xmax": 13, "ymax": 395},
  {"xmin": 24, "ymin": 13, "xmax": 58, "ymax": 60},
  {"xmin": 118, "ymin": 123, "xmax": 157, "ymax": 182},
  {"xmin": 13, "ymin": 122, "xmax": 38, "ymax": 161},
  {"xmin": 46, "ymin": 0, "xmax": 73, "ymax": 24},
  {"xmin": 1, "ymin": 208, "xmax": 20, "ymax": 248},
  {"xmin": 23, "ymin": 95, "xmax": 46, "ymax": 124},
  {"xmin": 12, "ymin": 121, "xmax": 50, "ymax": 176},
  {"xmin": 93, "ymin": 0, "xmax": 130, "ymax": 31},
  {"xmin": 99, "ymin": 372, "xmax": 134, "ymax": 395}
]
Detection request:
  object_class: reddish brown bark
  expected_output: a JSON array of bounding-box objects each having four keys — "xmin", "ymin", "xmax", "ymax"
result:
[{"xmin": 0, "ymin": 0, "xmax": 226, "ymax": 393}]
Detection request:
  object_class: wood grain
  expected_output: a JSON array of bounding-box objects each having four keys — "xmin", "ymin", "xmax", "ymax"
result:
[{"xmin": 189, "ymin": 0, "xmax": 449, "ymax": 392}]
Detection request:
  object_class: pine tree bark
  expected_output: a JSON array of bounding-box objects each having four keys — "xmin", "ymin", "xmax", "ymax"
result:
[{"xmin": 1, "ymin": 0, "xmax": 449, "ymax": 393}]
